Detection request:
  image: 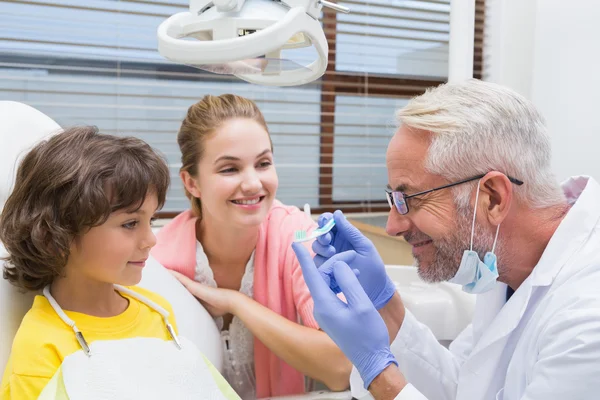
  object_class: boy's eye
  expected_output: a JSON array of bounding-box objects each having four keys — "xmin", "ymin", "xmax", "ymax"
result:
[
  {"xmin": 122, "ymin": 221, "xmax": 138, "ymax": 229},
  {"xmin": 122, "ymin": 218, "xmax": 156, "ymax": 230}
]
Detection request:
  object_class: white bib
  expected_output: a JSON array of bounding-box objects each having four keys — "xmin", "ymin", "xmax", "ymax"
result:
[
  {"xmin": 39, "ymin": 336, "xmax": 236, "ymax": 400},
  {"xmin": 37, "ymin": 285, "xmax": 239, "ymax": 400}
]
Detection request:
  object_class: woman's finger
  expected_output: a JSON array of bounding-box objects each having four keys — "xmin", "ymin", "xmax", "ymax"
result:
[
  {"xmin": 169, "ymin": 270, "xmax": 207, "ymax": 299},
  {"xmin": 170, "ymin": 270, "xmax": 192, "ymax": 285}
]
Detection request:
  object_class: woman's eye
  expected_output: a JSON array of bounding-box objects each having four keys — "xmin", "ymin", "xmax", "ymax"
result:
[
  {"xmin": 258, "ymin": 161, "xmax": 272, "ymax": 168},
  {"xmin": 219, "ymin": 167, "xmax": 237, "ymax": 174}
]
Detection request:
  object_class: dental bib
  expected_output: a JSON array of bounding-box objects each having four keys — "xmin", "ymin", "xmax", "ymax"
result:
[
  {"xmin": 38, "ymin": 337, "xmax": 234, "ymax": 400},
  {"xmin": 37, "ymin": 286, "xmax": 239, "ymax": 400}
]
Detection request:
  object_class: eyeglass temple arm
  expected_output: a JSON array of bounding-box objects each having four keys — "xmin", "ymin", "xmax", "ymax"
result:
[
  {"xmin": 403, "ymin": 175, "xmax": 484, "ymax": 199},
  {"xmin": 405, "ymin": 174, "xmax": 523, "ymax": 199}
]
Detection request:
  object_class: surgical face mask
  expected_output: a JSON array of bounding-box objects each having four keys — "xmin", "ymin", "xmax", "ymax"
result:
[{"xmin": 448, "ymin": 181, "xmax": 500, "ymax": 294}]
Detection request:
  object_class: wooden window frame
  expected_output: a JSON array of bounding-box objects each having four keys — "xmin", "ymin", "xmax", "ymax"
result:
[{"xmin": 318, "ymin": 0, "xmax": 485, "ymax": 214}]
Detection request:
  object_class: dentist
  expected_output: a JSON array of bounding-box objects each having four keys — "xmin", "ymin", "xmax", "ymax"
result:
[{"xmin": 293, "ymin": 80, "xmax": 600, "ymax": 400}]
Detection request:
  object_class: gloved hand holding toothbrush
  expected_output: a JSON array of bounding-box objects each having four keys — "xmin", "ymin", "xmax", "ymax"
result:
[
  {"xmin": 311, "ymin": 210, "xmax": 397, "ymax": 310},
  {"xmin": 292, "ymin": 242, "xmax": 400, "ymax": 390}
]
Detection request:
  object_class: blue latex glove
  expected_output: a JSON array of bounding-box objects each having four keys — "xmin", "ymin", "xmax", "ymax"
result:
[
  {"xmin": 292, "ymin": 242, "xmax": 397, "ymax": 389},
  {"xmin": 312, "ymin": 210, "xmax": 396, "ymax": 310},
  {"xmin": 312, "ymin": 212, "xmax": 341, "ymax": 267}
]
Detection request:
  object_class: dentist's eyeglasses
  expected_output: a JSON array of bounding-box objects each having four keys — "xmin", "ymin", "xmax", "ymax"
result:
[{"xmin": 385, "ymin": 174, "xmax": 524, "ymax": 215}]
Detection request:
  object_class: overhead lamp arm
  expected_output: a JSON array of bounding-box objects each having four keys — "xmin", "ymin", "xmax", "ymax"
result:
[
  {"xmin": 318, "ymin": 0, "xmax": 349, "ymax": 13},
  {"xmin": 213, "ymin": 0, "xmax": 242, "ymax": 12}
]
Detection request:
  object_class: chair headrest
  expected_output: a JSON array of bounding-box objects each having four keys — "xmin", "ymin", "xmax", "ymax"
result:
[
  {"xmin": 0, "ymin": 101, "xmax": 61, "ymax": 210},
  {"xmin": 0, "ymin": 101, "xmax": 61, "ymax": 371}
]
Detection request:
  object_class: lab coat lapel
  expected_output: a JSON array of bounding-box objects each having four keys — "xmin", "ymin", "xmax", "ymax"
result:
[
  {"xmin": 456, "ymin": 271, "xmax": 535, "ymax": 399},
  {"xmin": 470, "ymin": 279, "xmax": 532, "ymax": 359},
  {"xmin": 470, "ymin": 282, "xmax": 507, "ymax": 344}
]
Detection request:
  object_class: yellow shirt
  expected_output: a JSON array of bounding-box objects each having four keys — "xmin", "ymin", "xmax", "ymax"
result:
[{"xmin": 1, "ymin": 286, "xmax": 178, "ymax": 400}]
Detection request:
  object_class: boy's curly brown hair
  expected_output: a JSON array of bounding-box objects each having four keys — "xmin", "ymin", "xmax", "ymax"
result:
[{"xmin": 0, "ymin": 126, "xmax": 170, "ymax": 291}]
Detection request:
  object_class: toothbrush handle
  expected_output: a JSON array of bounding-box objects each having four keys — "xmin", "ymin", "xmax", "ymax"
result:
[{"xmin": 304, "ymin": 203, "xmax": 312, "ymax": 219}]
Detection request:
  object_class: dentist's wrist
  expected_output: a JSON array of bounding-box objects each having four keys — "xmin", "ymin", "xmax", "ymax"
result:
[
  {"xmin": 379, "ymin": 292, "xmax": 405, "ymax": 344},
  {"xmin": 373, "ymin": 276, "xmax": 398, "ymax": 310},
  {"xmin": 368, "ymin": 364, "xmax": 407, "ymax": 400},
  {"xmin": 359, "ymin": 349, "xmax": 398, "ymax": 389}
]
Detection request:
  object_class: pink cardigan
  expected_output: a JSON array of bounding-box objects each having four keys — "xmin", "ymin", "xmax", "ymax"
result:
[{"xmin": 151, "ymin": 200, "xmax": 318, "ymax": 398}]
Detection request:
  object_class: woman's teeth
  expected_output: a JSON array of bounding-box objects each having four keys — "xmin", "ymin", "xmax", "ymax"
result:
[{"xmin": 232, "ymin": 198, "xmax": 261, "ymax": 205}]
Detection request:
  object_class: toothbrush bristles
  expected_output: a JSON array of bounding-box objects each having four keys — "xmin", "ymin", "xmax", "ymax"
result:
[{"xmin": 294, "ymin": 230, "xmax": 307, "ymax": 241}]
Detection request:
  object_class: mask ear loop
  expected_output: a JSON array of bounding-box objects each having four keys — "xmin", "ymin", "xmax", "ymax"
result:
[
  {"xmin": 491, "ymin": 224, "xmax": 501, "ymax": 254},
  {"xmin": 469, "ymin": 180, "xmax": 482, "ymax": 251},
  {"xmin": 470, "ymin": 179, "xmax": 502, "ymax": 254}
]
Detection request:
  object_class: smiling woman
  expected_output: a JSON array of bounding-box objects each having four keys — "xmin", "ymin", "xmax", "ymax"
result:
[
  {"xmin": 182, "ymin": 116, "xmax": 278, "ymax": 229},
  {"xmin": 151, "ymin": 94, "xmax": 352, "ymax": 399}
]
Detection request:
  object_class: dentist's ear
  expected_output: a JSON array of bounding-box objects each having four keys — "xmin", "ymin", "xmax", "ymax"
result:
[
  {"xmin": 180, "ymin": 170, "xmax": 201, "ymax": 198},
  {"xmin": 478, "ymin": 172, "xmax": 514, "ymax": 227}
]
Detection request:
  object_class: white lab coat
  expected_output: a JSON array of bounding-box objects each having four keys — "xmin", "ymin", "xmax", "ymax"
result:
[{"xmin": 352, "ymin": 176, "xmax": 600, "ymax": 400}]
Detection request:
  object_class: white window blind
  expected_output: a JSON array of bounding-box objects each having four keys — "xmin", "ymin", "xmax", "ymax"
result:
[
  {"xmin": 481, "ymin": 0, "xmax": 499, "ymax": 81},
  {"xmin": 0, "ymin": 0, "xmax": 322, "ymax": 213},
  {"xmin": 323, "ymin": 0, "xmax": 450, "ymax": 210},
  {"xmin": 0, "ymin": 0, "xmax": 466, "ymax": 214},
  {"xmin": 334, "ymin": 0, "xmax": 450, "ymax": 77},
  {"xmin": 332, "ymin": 96, "xmax": 409, "ymax": 205}
]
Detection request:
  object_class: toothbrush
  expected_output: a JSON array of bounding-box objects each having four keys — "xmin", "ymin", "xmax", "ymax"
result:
[{"xmin": 294, "ymin": 203, "xmax": 336, "ymax": 242}]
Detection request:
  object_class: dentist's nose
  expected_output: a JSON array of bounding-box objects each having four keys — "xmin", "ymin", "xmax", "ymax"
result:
[{"xmin": 386, "ymin": 207, "xmax": 412, "ymax": 237}]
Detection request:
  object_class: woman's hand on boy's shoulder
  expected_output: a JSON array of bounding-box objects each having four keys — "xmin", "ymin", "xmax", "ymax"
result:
[{"xmin": 170, "ymin": 271, "xmax": 246, "ymax": 318}]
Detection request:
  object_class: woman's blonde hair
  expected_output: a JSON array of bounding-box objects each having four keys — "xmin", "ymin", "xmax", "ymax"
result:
[{"xmin": 178, "ymin": 94, "xmax": 271, "ymax": 217}]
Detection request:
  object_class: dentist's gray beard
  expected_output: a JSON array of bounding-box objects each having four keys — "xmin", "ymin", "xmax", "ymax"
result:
[{"xmin": 414, "ymin": 206, "xmax": 500, "ymax": 283}]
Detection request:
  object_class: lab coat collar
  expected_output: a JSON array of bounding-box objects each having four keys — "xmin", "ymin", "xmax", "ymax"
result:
[
  {"xmin": 527, "ymin": 176, "xmax": 600, "ymax": 287},
  {"xmin": 469, "ymin": 176, "xmax": 600, "ymax": 356}
]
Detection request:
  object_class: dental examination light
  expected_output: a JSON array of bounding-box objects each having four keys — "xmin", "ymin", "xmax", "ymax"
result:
[{"xmin": 157, "ymin": 0, "xmax": 349, "ymax": 86}]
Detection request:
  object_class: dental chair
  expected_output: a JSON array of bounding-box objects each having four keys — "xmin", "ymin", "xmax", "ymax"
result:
[
  {"xmin": 0, "ymin": 101, "xmax": 62, "ymax": 371},
  {"xmin": 0, "ymin": 102, "xmax": 474, "ymax": 400}
]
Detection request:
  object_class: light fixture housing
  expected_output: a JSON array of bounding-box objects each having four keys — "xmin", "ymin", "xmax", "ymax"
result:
[{"xmin": 157, "ymin": 0, "xmax": 349, "ymax": 86}]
